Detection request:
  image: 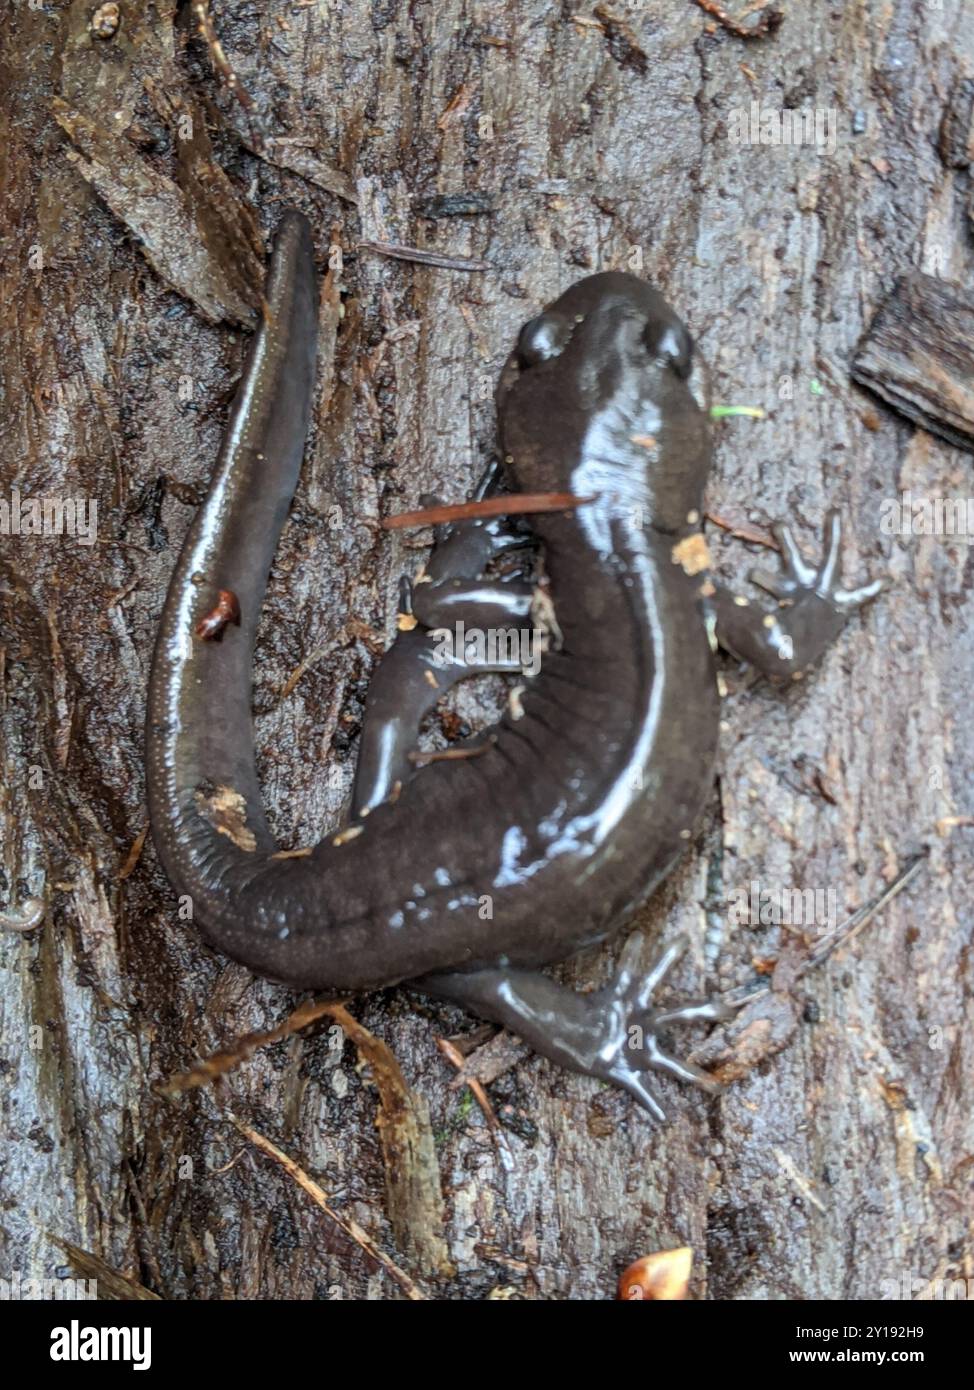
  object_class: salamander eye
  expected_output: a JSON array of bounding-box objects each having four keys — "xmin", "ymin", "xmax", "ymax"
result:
[
  {"xmin": 517, "ymin": 312, "xmax": 571, "ymax": 367},
  {"xmin": 644, "ymin": 319, "xmax": 693, "ymax": 379}
]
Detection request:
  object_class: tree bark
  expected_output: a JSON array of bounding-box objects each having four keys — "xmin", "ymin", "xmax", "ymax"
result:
[{"xmin": 1, "ymin": 0, "xmax": 971, "ymax": 1301}]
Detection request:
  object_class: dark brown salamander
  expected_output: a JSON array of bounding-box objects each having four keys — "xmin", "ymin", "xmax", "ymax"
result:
[{"xmin": 146, "ymin": 211, "xmax": 884, "ymax": 1117}]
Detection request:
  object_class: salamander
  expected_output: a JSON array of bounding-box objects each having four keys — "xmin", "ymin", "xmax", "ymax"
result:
[{"xmin": 146, "ymin": 210, "xmax": 884, "ymax": 1117}]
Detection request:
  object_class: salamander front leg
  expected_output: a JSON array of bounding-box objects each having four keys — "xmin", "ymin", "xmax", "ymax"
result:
[
  {"xmin": 711, "ymin": 510, "xmax": 885, "ymax": 681},
  {"xmin": 408, "ymin": 572, "xmax": 535, "ymax": 630},
  {"xmin": 421, "ymin": 937, "xmax": 734, "ymax": 1120},
  {"xmin": 351, "ymin": 476, "xmax": 540, "ymax": 818}
]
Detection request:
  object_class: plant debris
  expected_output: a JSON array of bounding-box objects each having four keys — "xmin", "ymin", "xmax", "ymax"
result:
[
  {"xmin": 358, "ymin": 240, "xmax": 491, "ymax": 272},
  {"xmin": 693, "ymin": 0, "xmax": 784, "ymax": 41},
  {"xmin": 618, "ymin": 1247, "xmax": 693, "ymax": 1300}
]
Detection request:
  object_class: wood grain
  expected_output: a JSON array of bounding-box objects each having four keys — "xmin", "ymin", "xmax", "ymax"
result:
[{"xmin": 852, "ymin": 270, "xmax": 974, "ymax": 452}]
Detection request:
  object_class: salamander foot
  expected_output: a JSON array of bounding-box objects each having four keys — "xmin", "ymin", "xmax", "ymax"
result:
[
  {"xmin": 749, "ymin": 509, "xmax": 886, "ymax": 611},
  {"xmin": 713, "ymin": 509, "xmax": 888, "ymax": 681},
  {"xmin": 594, "ymin": 936, "xmax": 734, "ymax": 1119},
  {"xmin": 423, "ymin": 934, "xmax": 733, "ymax": 1121}
]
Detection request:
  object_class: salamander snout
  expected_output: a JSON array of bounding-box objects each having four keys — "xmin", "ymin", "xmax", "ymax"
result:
[
  {"xmin": 496, "ymin": 272, "xmax": 707, "ymax": 497},
  {"xmin": 508, "ymin": 271, "xmax": 695, "ymax": 388}
]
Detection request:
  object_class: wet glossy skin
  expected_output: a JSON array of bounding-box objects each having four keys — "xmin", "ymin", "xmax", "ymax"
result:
[{"xmin": 147, "ymin": 213, "xmax": 883, "ymax": 1116}]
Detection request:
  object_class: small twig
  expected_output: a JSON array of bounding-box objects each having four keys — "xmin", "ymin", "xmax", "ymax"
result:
[
  {"xmin": 723, "ymin": 851, "xmax": 928, "ymax": 1011},
  {"xmin": 935, "ymin": 814, "xmax": 974, "ymax": 835},
  {"xmin": 229, "ymin": 1115, "xmax": 427, "ymax": 1301},
  {"xmin": 118, "ymin": 825, "xmax": 148, "ymax": 881},
  {"xmin": 710, "ymin": 404, "xmax": 765, "ymax": 419},
  {"xmin": 210, "ymin": 1148, "xmax": 247, "ymax": 1176},
  {"xmin": 158, "ymin": 998, "xmax": 338, "ymax": 1095},
  {"xmin": 437, "ymin": 83, "xmax": 475, "ymax": 131},
  {"xmin": 358, "ymin": 240, "xmax": 490, "ymax": 273},
  {"xmin": 192, "ymin": 2, "xmax": 254, "ymax": 110},
  {"xmin": 383, "ymin": 492, "xmax": 594, "ymax": 531},
  {"xmin": 705, "ymin": 509, "xmax": 779, "ymax": 549},
  {"xmin": 435, "ymin": 1037, "xmax": 500, "ymax": 1133},
  {"xmin": 693, "ymin": 0, "xmax": 784, "ymax": 41},
  {"xmin": 801, "ymin": 851, "xmax": 928, "ymax": 974},
  {"xmin": 51, "ymin": 1237, "xmax": 161, "ymax": 1301},
  {"xmin": 772, "ymin": 1148, "xmax": 827, "ymax": 1214},
  {"xmin": 280, "ymin": 643, "xmax": 329, "ymax": 700},
  {"xmin": 106, "ymin": 576, "xmax": 139, "ymax": 612},
  {"xmin": 408, "ymin": 737, "xmax": 496, "ymax": 766}
]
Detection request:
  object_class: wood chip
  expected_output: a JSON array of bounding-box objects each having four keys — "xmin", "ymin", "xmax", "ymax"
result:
[
  {"xmin": 328, "ymin": 1004, "xmax": 453, "ymax": 1276},
  {"xmin": 671, "ymin": 532, "xmax": 711, "ymax": 576},
  {"xmin": 194, "ymin": 783, "xmax": 257, "ymax": 851},
  {"xmin": 851, "ymin": 270, "xmax": 974, "ymax": 452},
  {"xmin": 53, "ymin": 100, "xmax": 259, "ymax": 326}
]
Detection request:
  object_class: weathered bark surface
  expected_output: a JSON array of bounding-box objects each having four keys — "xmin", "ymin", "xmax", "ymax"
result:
[
  {"xmin": 1, "ymin": 0, "xmax": 971, "ymax": 1301},
  {"xmin": 853, "ymin": 270, "xmax": 974, "ymax": 450}
]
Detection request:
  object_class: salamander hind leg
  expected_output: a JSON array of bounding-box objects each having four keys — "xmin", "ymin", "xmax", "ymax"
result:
[
  {"xmin": 712, "ymin": 510, "xmax": 886, "ymax": 682},
  {"xmin": 421, "ymin": 937, "xmax": 734, "ymax": 1121}
]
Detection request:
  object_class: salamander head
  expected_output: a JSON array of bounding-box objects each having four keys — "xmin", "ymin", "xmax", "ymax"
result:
[{"xmin": 496, "ymin": 271, "xmax": 710, "ymax": 525}]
